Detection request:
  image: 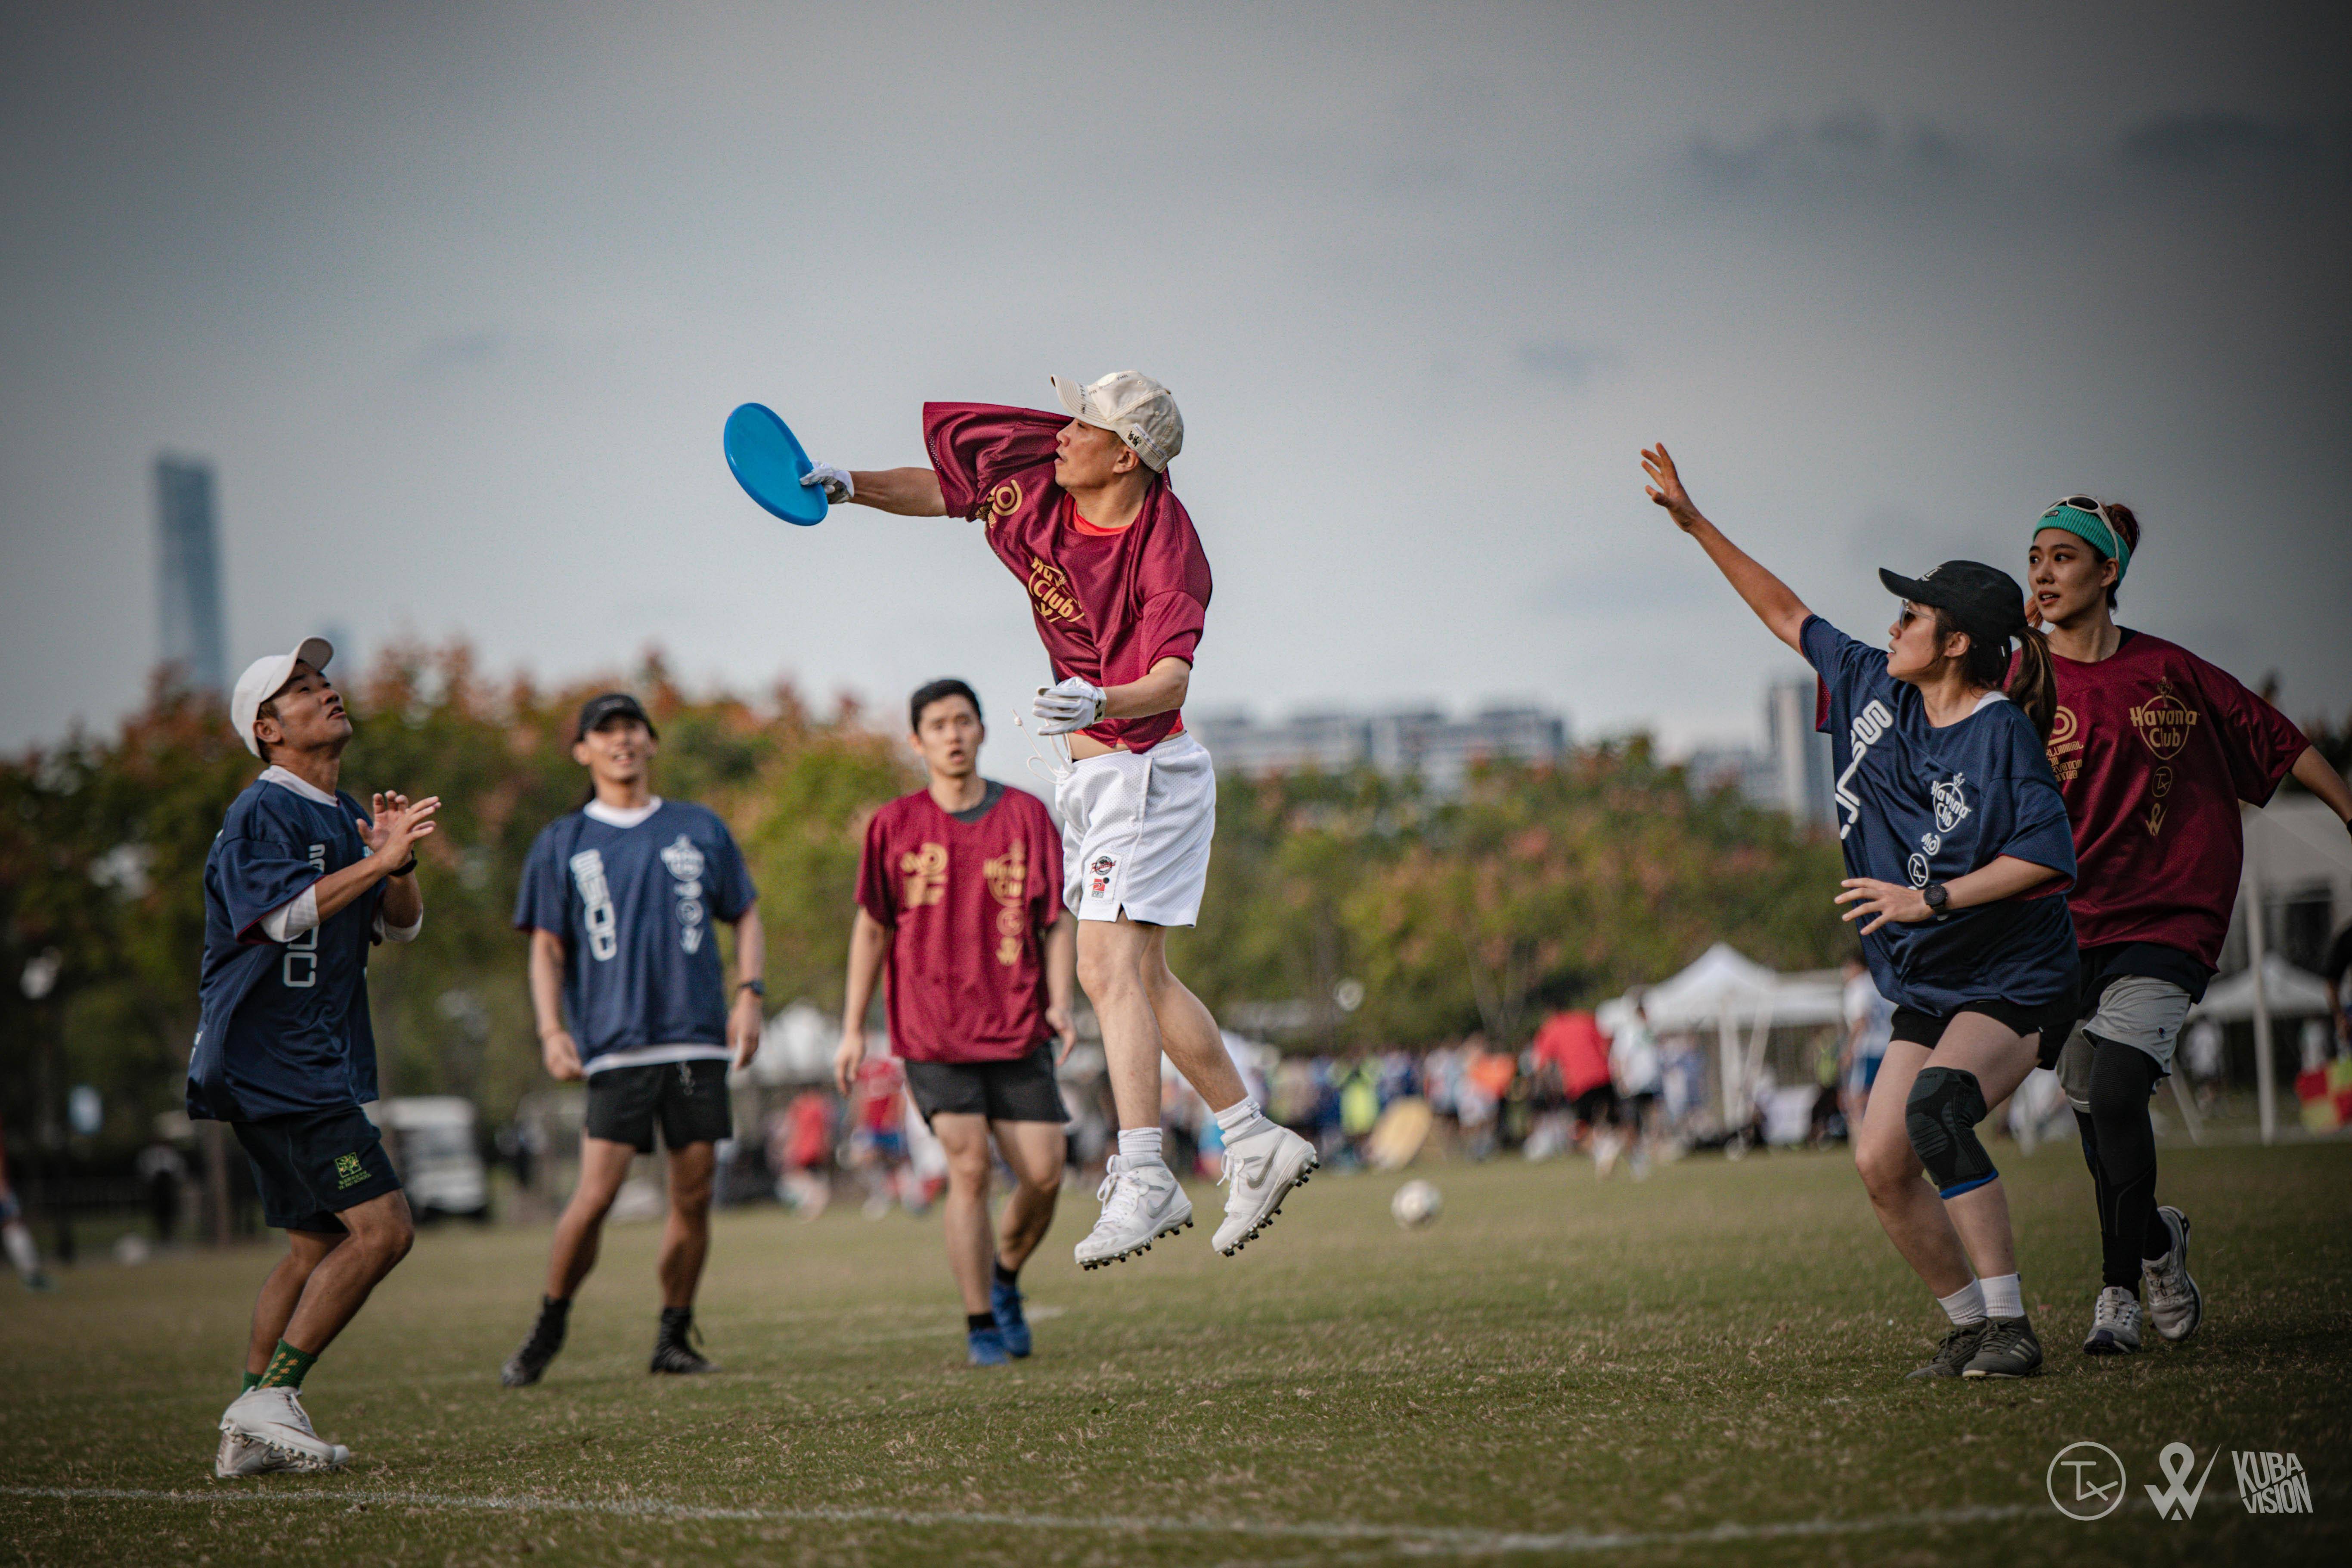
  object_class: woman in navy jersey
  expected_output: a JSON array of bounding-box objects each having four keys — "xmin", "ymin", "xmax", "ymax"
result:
[
  {"xmin": 1644, "ymin": 444, "xmax": 2078, "ymax": 1381},
  {"xmin": 2024, "ymin": 497, "xmax": 2352, "ymax": 1357}
]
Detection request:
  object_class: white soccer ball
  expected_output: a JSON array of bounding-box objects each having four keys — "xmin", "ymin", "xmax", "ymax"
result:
[{"xmin": 1391, "ymin": 1179, "xmax": 1442, "ymax": 1229}]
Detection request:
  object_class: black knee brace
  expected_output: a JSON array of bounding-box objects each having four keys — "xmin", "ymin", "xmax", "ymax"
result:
[{"xmin": 1906, "ymin": 1066, "xmax": 1996, "ymax": 1198}]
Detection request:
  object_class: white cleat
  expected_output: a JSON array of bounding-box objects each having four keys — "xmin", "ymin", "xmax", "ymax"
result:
[
  {"xmin": 2143, "ymin": 1205, "xmax": 2202, "ymax": 1343},
  {"xmin": 214, "ymin": 1426, "xmax": 288, "ymax": 1478},
  {"xmin": 220, "ymin": 1385, "xmax": 350, "ymax": 1471},
  {"xmin": 1212, "ymin": 1125, "xmax": 1320, "ymax": 1256},
  {"xmin": 1074, "ymin": 1157, "xmax": 1193, "ymax": 1271}
]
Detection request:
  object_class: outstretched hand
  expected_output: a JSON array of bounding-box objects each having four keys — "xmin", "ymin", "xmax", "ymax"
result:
[
  {"xmin": 1641, "ymin": 444, "xmax": 1705, "ymax": 533},
  {"xmin": 364, "ymin": 793, "xmax": 441, "ymax": 868}
]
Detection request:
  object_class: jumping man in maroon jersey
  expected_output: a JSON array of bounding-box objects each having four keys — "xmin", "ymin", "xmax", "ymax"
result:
[
  {"xmin": 838, "ymin": 679, "xmax": 1075, "ymax": 1365},
  {"xmin": 2026, "ymin": 496, "xmax": 2352, "ymax": 1357},
  {"xmin": 804, "ymin": 372, "xmax": 1320, "ymax": 1270}
]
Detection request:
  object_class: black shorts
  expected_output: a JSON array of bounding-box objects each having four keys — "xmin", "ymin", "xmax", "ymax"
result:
[
  {"xmin": 233, "ymin": 1105, "xmax": 402, "ymax": 1234},
  {"xmin": 902, "ymin": 1046, "xmax": 1069, "ymax": 1128},
  {"xmin": 1570, "ymin": 1084, "xmax": 1622, "ymax": 1127},
  {"xmin": 585, "ymin": 1059, "xmax": 733, "ymax": 1153},
  {"xmin": 1890, "ymin": 995, "xmax": 2078, "ymax": 1071}
]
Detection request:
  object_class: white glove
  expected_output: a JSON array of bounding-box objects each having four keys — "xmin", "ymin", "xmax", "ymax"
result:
[
  {"xmin": 1032, "ymin": 677, "xmax": 1107, "ymax": 736},
  {"xmin": 800, "ymin": 463, "xmax": 853, "ymax": 503}
]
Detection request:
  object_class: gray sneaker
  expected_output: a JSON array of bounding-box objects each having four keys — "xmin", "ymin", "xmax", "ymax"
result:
[
  {"xmin": 2142, "ymin": 1206, "xmax": 2202, "ymax": 1343},
  {"xmin": 1962, "ymin": 1316, "xmax": 2044, "ymax": 1379},
  {"xmin": 1906, "ymin": 1320, "xmax": 1989, "ymax": 1380},
  {"xmin": 2082, "ymin": 1285, "xmax": 2143, "ymax": 1355}
]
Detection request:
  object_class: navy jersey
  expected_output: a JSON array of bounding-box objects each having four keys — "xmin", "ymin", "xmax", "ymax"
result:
[
  {"xmin": 188, "ymin": 778, "xmax": 386, "ymax": 1122},
  {"xmin": 513, "ymin": 800, "xmax": 756, "ymax": 1069},
  {"xmin": 1804, "ymin": 616, "xmax": 2078, "ymax": 1014}
]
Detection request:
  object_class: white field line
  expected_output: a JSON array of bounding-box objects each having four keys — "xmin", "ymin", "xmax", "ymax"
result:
[{"xmin": 1, "ymin": 1485, "xmax": 2041, "ymax": 1555}]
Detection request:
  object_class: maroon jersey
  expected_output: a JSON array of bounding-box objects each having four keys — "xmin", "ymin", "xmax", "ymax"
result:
[
  {"xmin": 855, "ymin": 783, "xmax": 1063, "ymax": 1063},
  {"xmin": 923, "ymin": 402, "xmax": 1211, "ymax": 753},
  {"xmin": 2035, "ymin": 630, "xmax": 2307, "ymax": 965}
]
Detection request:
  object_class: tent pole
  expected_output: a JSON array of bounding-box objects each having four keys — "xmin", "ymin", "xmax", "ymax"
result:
[
  {"xmin": 2243, "ymin": 810, "xmax": 2277, "ymax": 1146},
  {"xmin": 1720, "ymin": 1013, "xmax": 1741, "ymax": 1128}
]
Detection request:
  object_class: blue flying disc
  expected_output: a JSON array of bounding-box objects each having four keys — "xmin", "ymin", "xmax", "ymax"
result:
[{"xmin": 723, "ymin": 402, "xmax": 827, "ymax": 526}]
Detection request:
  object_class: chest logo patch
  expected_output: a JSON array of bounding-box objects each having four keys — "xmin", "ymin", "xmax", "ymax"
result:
[
  {"xmin": 901, "ymin": 843, "xmax": 948, "ymax": 908},
  {"xmin": 660, "ymin": 835, "xmax": 708, "ymax": 954},
  {"xmin": 987, "ymin": 480, "xmax": 1023, "ymax": 527},
  {"xmin": 982, "ymin": 839, "xmax": 1029, "ymax": 966},
  {"xmin": 1929, "ymin": 773, "xmax": 1971, "ymax": 833},
  {"xmin": 1026, "ymin": 555, "xmax": 1083, "ymax": 624},
  {"xmin": 2128, "ymin": 680, "xmax": 2200, "ymax": 760}
]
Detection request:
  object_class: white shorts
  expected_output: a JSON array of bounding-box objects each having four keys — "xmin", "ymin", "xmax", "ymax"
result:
[{"xmin": 1055, "ymin": 731, "xmax": 1216, "ymax": 927}]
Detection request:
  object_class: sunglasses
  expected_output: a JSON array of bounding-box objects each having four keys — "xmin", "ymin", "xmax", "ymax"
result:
[{"xmin": 2042, "ymin": 494, "xmax": 2115, "ymax": 527}]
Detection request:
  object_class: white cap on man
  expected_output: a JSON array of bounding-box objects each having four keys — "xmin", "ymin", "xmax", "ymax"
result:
[
  {"xmin": 230, "ymin": 637, "xmax": 335, "ymax": 758},
  {"xmin": 1048, "ymin": 370, "xmax": 1184, "ymax": 472}
]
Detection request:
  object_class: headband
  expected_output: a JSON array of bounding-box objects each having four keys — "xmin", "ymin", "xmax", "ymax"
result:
[{"xmin": 2035, "ymin": 504, "xmax": 2131, "ymax": 583}]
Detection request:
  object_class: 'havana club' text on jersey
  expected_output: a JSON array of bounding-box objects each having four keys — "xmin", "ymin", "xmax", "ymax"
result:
[
  {"xmin": 923, "ymin": 403, "xmax": 1211, "ymax": 753},
  {"xmin": 856, "ymin": 782, "xmax": 1063, "ymax": 1064}
]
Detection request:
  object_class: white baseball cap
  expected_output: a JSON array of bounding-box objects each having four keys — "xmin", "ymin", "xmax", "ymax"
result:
[
  {"xmin": 1048, "ymin": 370, "xmax": 1183, "ymax": 472},
  {"xmin": 230, "ymin": 637, "xmax": 335, "ymax": 758}
]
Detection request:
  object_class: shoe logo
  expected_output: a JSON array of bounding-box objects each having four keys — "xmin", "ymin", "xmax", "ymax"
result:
[
  {"xmin": 2145, "ymin": 1442, "xmax": 2219, "ymax": 1520},
  {"xmin": 332, "ymin": 1152, "xmax": 369, "ymax": 1190},
  {"xmin": 2233, "ymin": 1450, "xmax": 2312, "ymax": 1515},
  {"xmin": 2047, "ymin": 1441, "xmax": 2127, "ymax": 1521}
]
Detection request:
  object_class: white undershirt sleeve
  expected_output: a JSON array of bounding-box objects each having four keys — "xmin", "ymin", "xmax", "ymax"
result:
[
  {"xmin": 375, "ymin": 907, "xmax": 424, "ymax": 943},
  {"xmin": 258, "ymin": 885, "xmax": 320, "ymax": 944}
]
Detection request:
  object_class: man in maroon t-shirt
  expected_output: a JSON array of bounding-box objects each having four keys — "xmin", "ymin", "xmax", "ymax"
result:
[
  {"xmin": 2026, "ymin": 497, "xmax": 2352, "ymax": 1359},
  {"xmin": 838, "ymin": 679, "xmax": 1074, "ymax": 1366},
  {"xmin": 805, "ymin": 373, "xmax": 1322, "ymax": 1274}
]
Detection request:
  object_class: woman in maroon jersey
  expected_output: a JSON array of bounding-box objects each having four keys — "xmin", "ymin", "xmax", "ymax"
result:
[{"xmin": 2026, "ymin": 496, "xmax": 2352, "ymax": 1357}]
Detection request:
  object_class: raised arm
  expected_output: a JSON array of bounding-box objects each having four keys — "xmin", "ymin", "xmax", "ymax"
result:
[
  {"xmin": 800, "ymin": 461, "xmax": 946, "ymax": 517},
  {"xmin": 1641, "ymin": 444, "xmax": 1811, "ymax": 653}
]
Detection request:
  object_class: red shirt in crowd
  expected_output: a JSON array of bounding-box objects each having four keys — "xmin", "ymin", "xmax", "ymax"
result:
[
  {"xmin": 855, "ymin": 782, "xmax": 1064, "ymax": 1063},
  {"xmin": 2032, "ymin": 629, "xmax": 2308, "ymax": 967},
  {"xmin": 922, "ymin": 402, "xmax": 1212, "ymax": 754},
  {"xmin": 1534, "ymin": 1011, "xmax": 1613, "ymax": 1099}
]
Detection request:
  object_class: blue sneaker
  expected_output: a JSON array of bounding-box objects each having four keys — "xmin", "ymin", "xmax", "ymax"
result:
[
  {"xmin": 967, "ymin": 1324, "xmax": 1011, "ymax": 1367},
  {"xmin": 989, "ymin": 1275, "xmax": 1032, "ymax": 1358}
]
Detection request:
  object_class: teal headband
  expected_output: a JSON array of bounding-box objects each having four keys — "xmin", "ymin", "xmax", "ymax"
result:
[{"xmin": 2035, "ymin": 504, "xmax": 2131, "ymax": 582}]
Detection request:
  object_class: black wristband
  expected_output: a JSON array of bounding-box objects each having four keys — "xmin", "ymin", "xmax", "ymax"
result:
[
  {"xmin": 737, "ymin": 979, "xmax": 766, "ymax": 998},
  {"xmin": 390, "ymin": 855, "xmax": 418, "ymax": 877}
]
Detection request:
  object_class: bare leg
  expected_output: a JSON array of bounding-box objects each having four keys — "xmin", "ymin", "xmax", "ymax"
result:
[
  {"xmin": 279, "ymin": 1191, "xmax": 415, "ymax": 1355},
  {"xmin": 656, "ymin": 1142, "xmax": 716, "ymax": 1310},
  {"xmin": 1922, "ymin": 1016, "xmax": 2040, "ymax": 1281},
  {"xmin": 1137, "ymin": 926, "xmax": 1246, "ymax": 1110},
  {"xmin": 990, "ymin": 1119, "xmax": 1066, "ymax": 1272},
  {"xmin": 542, "ymin": 1137, "xmax": 636, "ymax": 1301},
  {"xmin": 1076, "ymin": 915, "xmax": 1246, "ymax": 1133},
  {"xmin": 930, "ymin": 1114, "xmax": 995, "ymax": 1314},
  {"xmin": 1853, "ymin": 1043, "xmax": 1975, "ymax": 1297},
  {"xmin": 245, "ymin": 1230, "xmax": 342, "ymax": 1375}
]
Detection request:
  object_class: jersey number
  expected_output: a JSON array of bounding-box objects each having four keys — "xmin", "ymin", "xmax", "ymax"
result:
[{"xmin": 283, "ymin": 843, "xmax": 327, "ymax": 988}]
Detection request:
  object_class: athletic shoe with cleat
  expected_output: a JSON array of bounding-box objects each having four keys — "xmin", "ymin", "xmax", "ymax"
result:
[
  {"xmin": 500, "ymin": 1300, "xmax": 569, "ymax": 1388},
  {"xmin": 2081, "ymin": 1285, "xmax": 2143, "ymax": 1355},
  {"xmin": 1074, "ymin": 1156, "xmax": 1193, "ymax": 1270},
  {"xmin": 219, "ymin": 1385, "xmax": 349, "ymax": 1469},
  {"xmin": 649, "ymin": 1307, "xmax": 718, "ymax": 1375},
  {"xmin": 1961, "ymin": 1316, "xmax": 2044, "ymax": 1379},
  {"xmin": 1212, "ymin": 1124, "xmax": 1320, "ymax": 1256},
  {"xmin": 2143, "ymin": 1205, "xmax": 2201, "ymax": 1343},
  {"xmin": 967, "ymin": 1324, "xmax": 1011, "ymax": 1367},
  {"xmin": 1904, "ymin": 1320, "xmax": 1988, "ymax": 1380},
  {"xmin": 989, "ymin": 1273, "xmax": 1031, "ymax": 1358},
  {"xmin": 214, "ymin": 1425, "xmax": 289, "ymax": 1478}
]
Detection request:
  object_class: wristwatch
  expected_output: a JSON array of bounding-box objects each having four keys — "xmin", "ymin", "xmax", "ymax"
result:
[
  {"xmin": 1922, "ymin": 882, "xmax": 1949, "ymax": 914},
  {"xmin": 736, "ymin": 979, "xmax": 766, "ymax": 998}
]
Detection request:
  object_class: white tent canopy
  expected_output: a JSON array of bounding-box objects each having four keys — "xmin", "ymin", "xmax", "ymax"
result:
[
  {"xmin": 2189, "ymin": 954, "xmax": 2333, "ymax": 1022},
  {"xmin": 1612, "ymin": 942, "xmax": 1846, "ymax": 1125}
]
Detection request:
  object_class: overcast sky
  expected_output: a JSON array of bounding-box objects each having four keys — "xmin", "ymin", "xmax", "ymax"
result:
[{"xmin": 4, "ymin": 1, "xmax": 2347, "ymax": 764}]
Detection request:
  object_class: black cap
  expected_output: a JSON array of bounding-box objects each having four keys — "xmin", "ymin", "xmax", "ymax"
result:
[
  {"xmin": 1876, "ymin": 561, "xmax": 2029, "ymax": 648},
  {"xmin": 576, "ymin": 692, "xmax": 657, "ymax": 741}
]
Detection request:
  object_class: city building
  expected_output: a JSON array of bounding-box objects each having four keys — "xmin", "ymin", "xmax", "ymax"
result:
[
  {"xmin": 1188, "ymin": 705, "xmax": 1570, "ymax": 793},
  {"xmin": 154, "ymin": 456, "xmax": 227, "ymax": 695},
  {"xmin": 1682, "ymin": 675, "xmax": 1835, "ymax": 830}
]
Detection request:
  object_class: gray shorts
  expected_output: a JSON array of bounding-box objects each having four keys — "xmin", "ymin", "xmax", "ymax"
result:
[{"xmin": 2056, "ymin": 975, "xmax": 2192, "ymax": 1112}]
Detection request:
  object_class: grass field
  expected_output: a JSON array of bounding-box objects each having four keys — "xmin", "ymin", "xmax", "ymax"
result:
[{"xmin": 4, "ymin": 1135, "xmax": 2347, "ymax": 1566}]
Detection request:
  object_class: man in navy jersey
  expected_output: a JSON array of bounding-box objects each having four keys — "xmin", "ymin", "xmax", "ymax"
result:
[
  {"xmin": 839, "ymin": 679, "xmax": 1075, "ymax": 1366},
  {"xmin": 195, "ymin": 638, "xmax": 438, "ymax": 1476},
  {"xmin": 501, "ymin": 693, "xmax": 764, "ymax": 1387}
]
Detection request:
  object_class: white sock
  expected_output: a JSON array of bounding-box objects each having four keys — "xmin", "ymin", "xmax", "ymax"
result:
[
  {"xmin": 1937, "ymin": 1279, "xmax": 1986, "ymax": 1326},
  {"xmin": 1212, "ymin": 1097, "xmax": 1276, "ymax": 1141},
  {"xmin": 3, "ymin": 1221, "xmax": 39, "ymax": 1278},
  {"xmin": 1980, "ymin": 1273, "xmax": 2024, "ymax": 1320},
  {"xmin": 1116, "ymin": 1128, "xmax": 1165, "ymax": 1168}
]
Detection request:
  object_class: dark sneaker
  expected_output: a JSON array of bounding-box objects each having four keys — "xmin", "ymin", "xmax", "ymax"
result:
[
  {"xmin": 500, "ymin": 1299, "xmax": 570, "ymax": 1388},
  {"xmin": 989, "ymin": 1274, "xmax": 1032, "ymax": 1359},
  {"xmin": 1905, "ymin": 1320, "xmax": 1989, "ymax": 1380},
  {"xmin": 2082, "ymin": 1285, "xmax": 2143, "ymax": 1355},
  {"xmin": 2142, "ymin": 1206, "xmax": 2202, "ymax": 1343},
  {"xmin": 967, "ymin": 1324, "xmax": 1011, "ymax": 1367},
  {"xmin": 649, "ymin": 1307, "xmax": 717, "ymax": 1375},
  {"xmin": 1962, "ymin": 1316, "xmax": 2044, "ymax": 1379}
]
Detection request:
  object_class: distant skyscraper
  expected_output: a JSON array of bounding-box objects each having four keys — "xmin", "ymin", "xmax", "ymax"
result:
[
  {"xmin": 1187, "ymin": 705, "xmax": 1571, "ymax": 793},
  {"xmin": 1764, "ymin": 676, "xmax": 1835, "ymax": 830},
  {"xmin": 155, "ymin": 456, "xmax": 227, "ymax": 694}
]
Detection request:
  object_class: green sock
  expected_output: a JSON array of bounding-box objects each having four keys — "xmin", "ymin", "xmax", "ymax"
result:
[
  {"xmin": 256, "ymin": 1339, "xmax": 317, "ymax": 1390},
  {"xmin": 241, "ymin": 1370, "xmax": 261, "ymax": 1393}
]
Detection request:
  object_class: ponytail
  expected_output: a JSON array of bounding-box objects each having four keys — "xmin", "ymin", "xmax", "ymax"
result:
[
  {"xmin": 2101, "ymin": 503, "xmax": 2142, "ymax": 609},
  {"xmin": 2006, "ymin": 623, "xmax": 2059, "ymax": 743}
]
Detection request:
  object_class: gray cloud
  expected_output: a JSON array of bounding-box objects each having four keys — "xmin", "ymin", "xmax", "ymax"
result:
[
  {"xmin": 2116, "ymin": 111, "xmax": 2324, "ymax": 171},
  {"xmin": 1688, "ymin": 109, "xmax": 1970, "ymax": 190}
]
